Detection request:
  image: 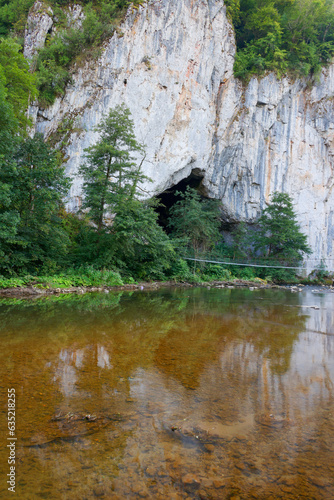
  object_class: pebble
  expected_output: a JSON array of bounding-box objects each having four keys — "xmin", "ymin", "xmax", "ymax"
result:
[
  {"xmin": 235, "ymin": 434, "xmax": 247, "ymax": 441},
  {"xmin": 198, "ymin": 489, "xmax": 209, "ymax": 499},
  {"xmin": 93, "ymin": 486, "xmax": 107, "ymax": 497},
  {"xmin": 145, "ymin": 466, "xmax": 156, "ymax": 476},
  {"xmin": 201, "ymin": 479, "xmax": 213, "ymax": 488},
  {"xmin": 132, "ymin": 484, "xmax": 148, "ymax": 497},
  {"xmin": 310, "ymin": 476, "xmax": 327, "ymax": 487},
  {"xmin": 204, "ymin": 444, "xmax": 215, "ymax": 453},
  {"xmin": 182, "ymin": 473, "xmax": 201, "ymax": 488},
  {"xmin": 281, "ymin": 485, "xmax": 293, "ymax": 493},
  {"xmin": 212, "ymin": 479, "xmax": 226, "ymax": 489},
  {"xmin": 280, "ymin": 476, "xmax": 295, "ymax": 486}
]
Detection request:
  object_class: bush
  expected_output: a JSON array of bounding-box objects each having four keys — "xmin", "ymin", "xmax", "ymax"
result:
[
  {"xmin": 65, "ymin": 266, "xmax": 124, "ymax": 286},
  {"xmin": 169, "ymin": 258, "xmax": 194, "ymax": 281},
  {"xmin": 0, "ymin": 267, "xmax": 124, "ymax": 289},
  {"xmin": 201, "ymin": 264, "xmax": 232, "ymax": 281},
  {"xmin": 0, "ymin": 275, "xmax": 26, "ymax": 288}
]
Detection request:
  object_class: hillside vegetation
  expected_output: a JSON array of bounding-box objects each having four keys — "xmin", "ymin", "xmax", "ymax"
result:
[
  {"xmin": 225, "ymin": 0, "xmax": 334, "ymax": 80},
  {"xmin": 0, "ymin": 0, "xmax": 144, "ymax": 104}
]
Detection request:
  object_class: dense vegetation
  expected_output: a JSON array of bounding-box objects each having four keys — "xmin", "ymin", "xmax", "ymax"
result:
[
  {"xmin": 36, "ymin": 1, "xmax": 145, "ymax": 105},
  {"xmin": 0, "ymin": 0, "xmax": 140, "ymax": 37},
  {"xmin": 225, "ymin": 0, "xmax": 334, "ymax": 80},
  {"xmin": 0, "ymin": 38, "xmax": 37, "ymax": 141}
]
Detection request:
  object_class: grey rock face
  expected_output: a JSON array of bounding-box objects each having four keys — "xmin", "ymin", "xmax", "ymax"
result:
[
  {"xmin": 24, "ymin": 0, "xmax": 53, "ymax": 59},
  {"xmin": 29, "ymin": 0, "xmax": 334, "ymax": 272}
]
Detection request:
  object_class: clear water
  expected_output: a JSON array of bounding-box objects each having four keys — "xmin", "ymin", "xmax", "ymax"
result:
[{"xmin": 0, "ymin": 287, "xmax": 333, "ymax": 499}]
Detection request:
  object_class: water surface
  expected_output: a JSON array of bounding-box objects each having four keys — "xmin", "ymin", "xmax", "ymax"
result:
[{"xmin": 0, "ymin": 287, "xmax": 333, "ymax": 499}]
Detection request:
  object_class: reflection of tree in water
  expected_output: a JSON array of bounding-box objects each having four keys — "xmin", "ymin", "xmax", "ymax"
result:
[
  {"xmin": 240, "ymin": 305, "xmax": 308, "ymax": 375},
  {"xmin": 0, "ymin": 289, "xmax": 308, "ymax": 396},
  {"xmin": 154, "ymin": 315, "xmax": 228, "ymax": 390},
  {"xmin": 0, "ymin": 291, "xmax": 194, "ymax": 417},
  {"xmin": 153, "ymin": 289, "xmax": 308, "ymax": 390}
]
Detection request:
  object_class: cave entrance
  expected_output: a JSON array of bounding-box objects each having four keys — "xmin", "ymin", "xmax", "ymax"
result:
[{"xmin": 156, "ymin": 169, "xmax": 205, "ymax": 232}]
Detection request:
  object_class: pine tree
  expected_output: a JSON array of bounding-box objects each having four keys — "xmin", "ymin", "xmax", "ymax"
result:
[
  {"xmin": 79, "ymin": 104, "xmax": 147, "ymax": 232},
  {"xmin": 77, "ymin": 105, "xmax": 175, "ymax": 276},
  {"xmin": 254, "ymin": 192, "xmax": 311, "ymax": 264}
]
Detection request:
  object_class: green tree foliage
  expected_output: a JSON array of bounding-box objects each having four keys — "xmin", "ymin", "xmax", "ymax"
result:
[
  {"xmin": 0, "ymin": 0, "xmax": 141, "ymax": 38},
  {"xmin": 0, "ymin": 156, "xmax": 21, "ymax": 271},
  {"xmin": 230, "ymin": 221, "xmax": 251, "ymax": 259},
  {"xmin": 168, "ymin": 187, "xmax": 221, "ymax": 260},
  {"xmin": 0, "ymin": 134, "xmax": 70, "ymax": 274},
  {"xmin": 78, "ymin": 105, "xmax": 174, "ymax": 278},
  {"xmin": 253, "ymin": 192, "xmax": 311, "ymax": 263},
  {"xmin": 0, "ymin": 79, "xmax": 18, "ymax": 154},
  {"xmin": 79, "ymin": 104, "xmax": 145, "ymax": 232},
  {"xmin": 0, "ymin": 0, "xmax": 144, "ymax": 105},
  {"xmin": 0, "ymin": 0, "xmax": 34, "ymax": 35},
  {"xmin": 107, "ymin": 198, "xmax": 175, "ymax": 279},
  {"xmin": 0, "ymin": 37, "xmax": 37, "ymax": 136},
  {"xmin": 226, "ymin": 0, "xmax": 334, "ymax": 80}
]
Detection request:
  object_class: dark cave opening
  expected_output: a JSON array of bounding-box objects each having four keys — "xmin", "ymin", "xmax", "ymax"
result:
[{"xmin": 156, "ymin": 169, "xmax": 205, "ymax": 232}]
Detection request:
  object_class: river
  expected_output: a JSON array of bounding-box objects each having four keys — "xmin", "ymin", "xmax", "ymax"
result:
[{"xmin": 0, "ymin": 287, "xmax": 333, "ymax": 499}]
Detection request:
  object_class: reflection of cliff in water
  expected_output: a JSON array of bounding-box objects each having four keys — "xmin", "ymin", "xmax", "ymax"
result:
[{"xmin": 154, "ymin": 289, "xmax": 308, "ymax": 390}]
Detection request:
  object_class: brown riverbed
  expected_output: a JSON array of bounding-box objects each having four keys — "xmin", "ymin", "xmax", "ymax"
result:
[{"xmin": 0, "ymin": 287, "xmax": 333, "ymax": 499}]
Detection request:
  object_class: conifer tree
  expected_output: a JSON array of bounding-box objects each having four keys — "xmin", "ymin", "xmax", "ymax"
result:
[
  {"xmin": 78, "ymin": 105, "xmax": 174, "ymax": 277},
  {"xmin": 254, "ymin": 192, "xmax": 311, "ymax": 263},
  {"xmin": 79, "ymin": 104, "xmax": 146, "ymax": 232}
]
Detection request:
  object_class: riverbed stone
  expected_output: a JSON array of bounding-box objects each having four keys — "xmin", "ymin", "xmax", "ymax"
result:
[
  {"xmin": 204, "ymin": 444, "xmax": 215, "ymax": 453},
  {"xmin": 309, "ymin": 476, "xmax": 328, "ymax": 487},
  {"xmin": 212, "ymin": 479, "xmax": 226, "ymax": 489},
  {"xmin": 182, "ymin": 473, "xmax": 201, "ymax": 488}
]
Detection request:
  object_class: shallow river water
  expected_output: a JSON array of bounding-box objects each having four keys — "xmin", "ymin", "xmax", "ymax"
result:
[{"xmin": 0, "ymin": 287, "xmax": 333, "ymax": 499}]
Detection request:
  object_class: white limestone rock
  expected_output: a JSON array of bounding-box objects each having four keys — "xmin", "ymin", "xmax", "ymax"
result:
[
  {"xmin": 65, "ymin": 4, "xmax": 84, "ymax": 29},
  {"xmin": 23, "ymin": 0, "xmax": 53, "ymax": 60}
]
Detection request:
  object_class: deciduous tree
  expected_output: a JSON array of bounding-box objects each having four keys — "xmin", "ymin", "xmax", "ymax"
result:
[{"xmin": 168, "ymin": 187, "xmax": 221, "ymax": 261}]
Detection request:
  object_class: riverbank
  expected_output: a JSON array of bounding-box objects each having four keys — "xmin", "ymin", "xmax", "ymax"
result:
[{"xmin": 1, "ymin": 279, "xmax": 333, "ymax": 298}]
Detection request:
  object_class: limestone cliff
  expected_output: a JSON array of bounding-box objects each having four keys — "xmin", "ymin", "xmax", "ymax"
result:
[{"xmin": 26, "ymin": 0, "xmax": 334, "ymax": 272}]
